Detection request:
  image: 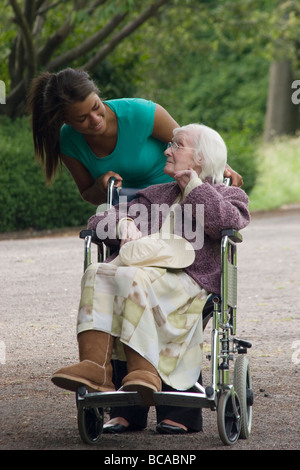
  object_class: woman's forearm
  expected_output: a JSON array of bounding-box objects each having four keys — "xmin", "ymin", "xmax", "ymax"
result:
[
  {"xmin": 81, "ymin": 178, "xmax": 107, "ymax": 205},
  {"xmin": 81, "ymin": 171, "xmax": 123, "ymax": 206}
]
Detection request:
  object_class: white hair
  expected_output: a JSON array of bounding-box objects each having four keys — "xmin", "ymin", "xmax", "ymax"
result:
[{"xmin": 173, "ymin": 123, "xmax": 227, "ymax": 183}]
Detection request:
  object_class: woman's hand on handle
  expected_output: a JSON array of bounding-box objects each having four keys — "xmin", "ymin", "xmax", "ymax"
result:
[
  {"xmin": 224, "ymin": 164, "xmax": 243, "ymax": 188},
  {"xmin": 101, "ymin": 171, "xmax": 123, "ymax": 190}
]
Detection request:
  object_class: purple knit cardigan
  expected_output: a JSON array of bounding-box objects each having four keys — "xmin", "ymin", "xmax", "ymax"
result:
[{"xmin": 88, "ymin": 181, "xmax": 250, "ymax": 295}]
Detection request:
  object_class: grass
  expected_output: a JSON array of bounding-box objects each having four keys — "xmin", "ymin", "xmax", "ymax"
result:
[{"xmin": 249, "ymin": 136, "xmax": 300, "ymax": 212}]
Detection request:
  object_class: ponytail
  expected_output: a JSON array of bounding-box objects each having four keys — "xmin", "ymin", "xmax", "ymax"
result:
[{"xmin": 27, "ymin": 68, "xmax": 100, "ymax": 183}]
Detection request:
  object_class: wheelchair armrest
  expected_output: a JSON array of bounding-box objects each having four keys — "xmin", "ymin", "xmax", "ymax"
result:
[
  {"xmin": 112, "ymin": 187, "xmax": 140, "ymax": 205},
  {"xmin": 221, "ymin": 229, "xmax": 243, "ymax": 243},
  {"xmin": 79, "ymin": 229, "xmax": 103, "ymax": 247}
]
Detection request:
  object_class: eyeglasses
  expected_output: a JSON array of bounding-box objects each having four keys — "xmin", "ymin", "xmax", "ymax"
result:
[{"xmin": 167, "ymin": 141, "xmax": 195, "ymax": 152}]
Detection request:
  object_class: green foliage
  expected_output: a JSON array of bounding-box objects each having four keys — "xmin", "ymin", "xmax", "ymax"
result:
[
  {"xmin": 179, "ymin": 53, "xmax": 268, "ymax": 134},
  {"xmin": 223, "ymin": 131, "xmax": 258, "ymax": 194},
  {"xmin": 0, "ymin": 117, "xmax": 94, "ymax": 233},
  {"xmin": 92, "ymin": 56, "xmax": 139, "ymax": 99},
  {"xmin": 249, "ymin": 136, "xmax": 300, "ymax": 211}
]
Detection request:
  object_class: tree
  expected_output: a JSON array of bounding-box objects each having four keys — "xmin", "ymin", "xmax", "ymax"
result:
[
  {"xmin": 264, "ymin": 59, "xmax": 299, "ymax": 141},
  {"xmin": 263, "ymin": 1, "xmax": 300, "ymax": 141},
  {"xmin": 1, "ymin": 0, "xmax": 173, "ymax": 118}
]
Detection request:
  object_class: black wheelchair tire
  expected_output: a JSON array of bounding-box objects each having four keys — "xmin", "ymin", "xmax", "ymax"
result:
[
  {"xmin": 77, "ymin": 404, "xmax": 104, "ymax": 445},
  {"xmin": 217, "ymin": 390, "xmax": 241, "ymax": 445},
  {"xmin": 234, "ymin": 355, "xmax": 253, "ymax": 439}
]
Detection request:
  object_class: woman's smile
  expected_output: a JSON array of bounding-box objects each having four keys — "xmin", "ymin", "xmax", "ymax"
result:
[{"xmin": 91, "ymin": 120, "xmax": 103, "ymax": 131}]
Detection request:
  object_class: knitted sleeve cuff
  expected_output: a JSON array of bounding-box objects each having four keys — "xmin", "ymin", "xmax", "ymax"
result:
[{"xmin": 183, "ymin": 177, "xmax": 203, "ymax": 199}]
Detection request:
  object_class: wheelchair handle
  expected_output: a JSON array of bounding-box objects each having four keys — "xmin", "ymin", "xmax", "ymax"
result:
[{"xmin": 107, "ymin": 176, "xmax": 116, "ymax": 209}]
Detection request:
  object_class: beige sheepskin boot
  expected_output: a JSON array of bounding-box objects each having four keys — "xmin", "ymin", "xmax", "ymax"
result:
[
  {"xmin": 51, "ymin": 330, "xmax": 115, "ymax": 393},
  {"xmin": 121, "ymin": 345, "xmax": 162, "ymax": 405}
]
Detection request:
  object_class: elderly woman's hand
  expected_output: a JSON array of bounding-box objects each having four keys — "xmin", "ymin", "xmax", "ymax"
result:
[
  {"xmin": 118, "ymin": 219, "xmax": 142, "ymax": 247},
  {"xmin": 174, "ymin": 168, "xmax": 199, "ymax": 191}
]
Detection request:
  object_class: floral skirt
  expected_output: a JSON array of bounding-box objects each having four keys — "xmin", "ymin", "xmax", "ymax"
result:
[{"xmin": 77, "ymin": 263, "xmax": 208, "ymax": 390}]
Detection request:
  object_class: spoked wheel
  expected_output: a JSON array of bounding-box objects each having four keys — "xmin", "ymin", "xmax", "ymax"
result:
[
  {"xmin": 234, "ymin": 355, "xmax": 253, "ymax": 439},
  {"xmin": 77, "ymin": 403, "xmax": 104, "ymax": 445},
  {"xmin": 217, "ymin": 390, "xmax": 241, "ymax": 445}
]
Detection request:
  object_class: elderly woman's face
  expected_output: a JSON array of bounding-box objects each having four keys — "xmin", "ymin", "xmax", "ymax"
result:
[{"xmin": 164, "ymin": 131, "xmax": 201, "ymax": 178}]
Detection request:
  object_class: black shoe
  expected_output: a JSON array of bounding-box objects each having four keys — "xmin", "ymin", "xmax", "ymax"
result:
[
  {"xmin": 103, "ymin": 423, "xmax": 128, "ymax": 434},
  {"xmin": 103, "ymin": 422, "xmax": 144, "ymax": 434},
  {"xmin": 156, "ymin": 422, "xmax": 188, "ymax": 434}
]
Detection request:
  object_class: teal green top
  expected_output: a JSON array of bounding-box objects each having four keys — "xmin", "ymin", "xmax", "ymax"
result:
[{"xmin": 60, "ymin": 98, "xmax": 173, "ymax": 188}]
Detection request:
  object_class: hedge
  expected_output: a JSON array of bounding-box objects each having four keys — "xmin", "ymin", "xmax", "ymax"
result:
[{"xmin": 0, "ymin": 116, "xmax": 94, "ymax": 233}]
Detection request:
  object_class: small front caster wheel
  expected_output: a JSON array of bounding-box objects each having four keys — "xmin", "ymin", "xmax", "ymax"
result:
[
  {"xmin": 77, "ymin": 403, "xmax": 104, "ymax": 445},
  {"xmin": 217, "ymin": 390, "xmax": 241, "ymax": 445}
]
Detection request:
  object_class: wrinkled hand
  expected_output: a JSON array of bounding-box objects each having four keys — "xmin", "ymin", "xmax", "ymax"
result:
[
  {"xmin": 224, "ymin": 165, "xmax": 243, "ymax": 188},
  {"xmin": 118, "ymin": 219, "xmax": 142, "ymax": 247},
  {"xmin": 174, "ymin": 168, "xmax": 199, "ymax": 190}
]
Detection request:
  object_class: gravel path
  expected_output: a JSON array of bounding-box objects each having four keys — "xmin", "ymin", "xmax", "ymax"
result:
[{"xmin": 1, "ymin": 209, "xmax": 300, "ymax": 452}]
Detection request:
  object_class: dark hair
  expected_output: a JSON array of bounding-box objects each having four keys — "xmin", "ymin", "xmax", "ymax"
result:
[{"xmin": 27, "ymin": 68, "xmax": 100, "ymax": 183}]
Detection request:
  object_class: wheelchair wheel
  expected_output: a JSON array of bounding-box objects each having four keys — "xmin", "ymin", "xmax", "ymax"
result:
[
  {"xmin": 234, "ymin": 355, "xmax": 253, "ymax": 439},
  {"xmin": 217, "ymin": 390, "xmax": 241, "ymax": 445},
  {"xmin": 77, "ymin": 403, "xmax": 104, "ymax": 445}
]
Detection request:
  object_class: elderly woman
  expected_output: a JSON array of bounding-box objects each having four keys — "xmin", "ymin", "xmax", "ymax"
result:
[{"xmin": 52, "ymin": 124, "xmax": 250, "ymax": 410}]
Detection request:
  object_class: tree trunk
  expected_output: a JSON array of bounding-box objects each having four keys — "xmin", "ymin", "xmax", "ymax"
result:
[{"xmin": 264, "ymin": 60, "xmax": 299, "ymax": 142}]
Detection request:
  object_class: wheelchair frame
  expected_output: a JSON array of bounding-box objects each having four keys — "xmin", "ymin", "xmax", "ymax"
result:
[{"xmin": 76, "ymin": 177, "xmax": 253, "ymax": 446}]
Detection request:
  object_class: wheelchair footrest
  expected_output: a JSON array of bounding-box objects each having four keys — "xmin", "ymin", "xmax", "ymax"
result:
[
  {"xmin": 76, "ymin": 389, "xmax": 217, "ymax": 410},
  {"xmin": 77, "ymin": 390, "xmax": 144, "ymax": 408},
  {"xmin": 154, "ymin": 391, "xmax": 216, "ymax": 409}
]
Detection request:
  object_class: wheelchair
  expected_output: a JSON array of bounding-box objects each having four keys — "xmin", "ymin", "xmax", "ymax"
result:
[{"xmin": 76, "ymin": 177, "xmax": 253, "ymax": 446}]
